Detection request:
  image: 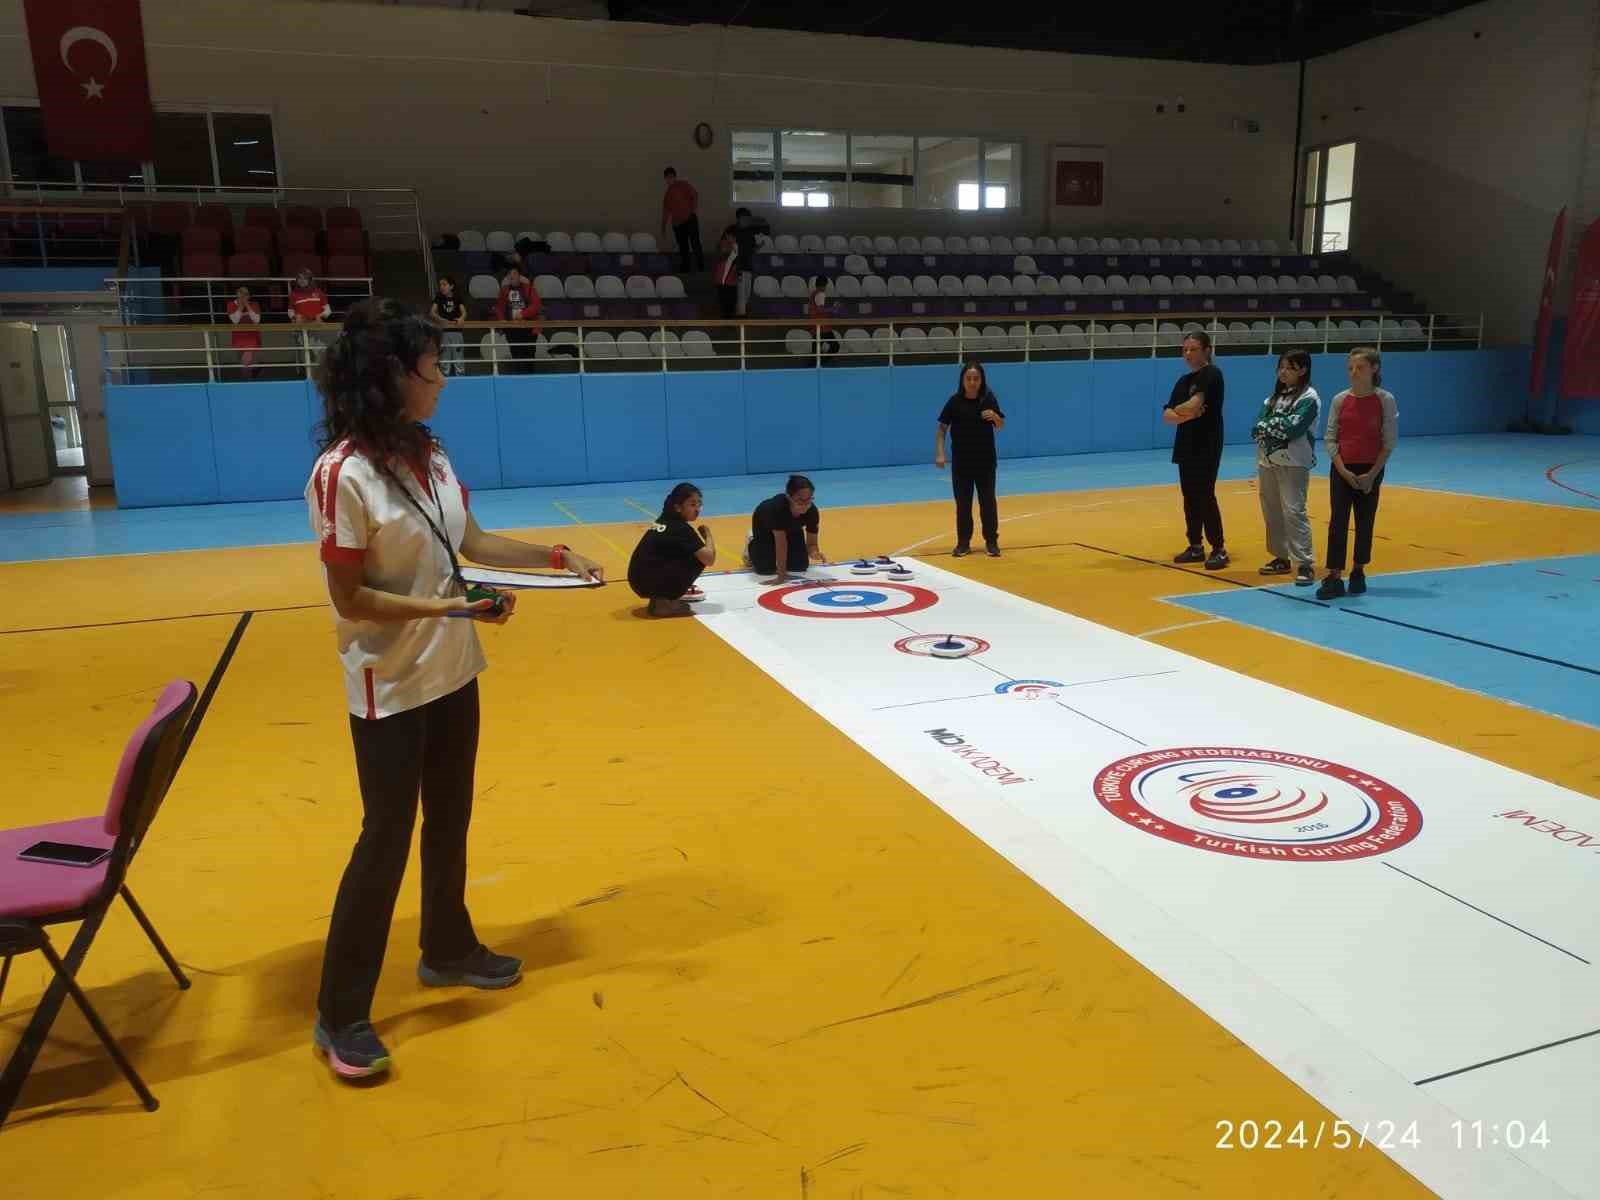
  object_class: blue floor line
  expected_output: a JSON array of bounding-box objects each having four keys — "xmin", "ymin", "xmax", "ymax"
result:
[
  {"xmin": 1, "ymin": 433, "xmax": 1597, "ymax": 564},
  {"xmin": 1169, "ymin": 555, "xmax": 1600, "ymax": 729}
]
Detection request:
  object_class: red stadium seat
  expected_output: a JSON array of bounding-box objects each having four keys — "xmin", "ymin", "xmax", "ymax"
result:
[
  {"xmin": 324, "ymin": 206, "xmax": 362, "ymax": 229},
  {"xmin": 148, "ymin": 202, "xmax": 194, "ymax": 235},
  {"xmin": 180, "ymin": 227, "xmax": 222, "ymax": 254},
  {"xmin": 195, "ymin": 204, "xmax": 233, "ymax": 236},
  {"xmin": 282, "ymin": 251, "xmax": 325, "ymax": 277},
  {"xmin": 280, "ymin": 226, "xmax": 316, "ymax": 253},
  {"xmin": 233, "ymin": 226, "xmax": 273, "ymax": 254},
  {"xmin": 243, "ymin": 206, "xmax": 282, "ymax": 230},
  {"xmin": 181, "ymin": 252, "xmax": 224, "ymax": 276},
  {"xmin": 325, "ymin": 254, "xmax": 369, "ymax": 279},
  {"xmin": 226, "ymin": 252, "xmax": 270, "ymax": 277},
  {"xmin": 326, "ymin": 227, "xmax": 366, "ymax": 254},
  {"xmin": 284, "ymin": 206, "xmax": 322, "ymax": 231}
]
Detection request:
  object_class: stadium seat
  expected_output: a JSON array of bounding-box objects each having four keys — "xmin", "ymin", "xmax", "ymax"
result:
[
  {"xmin": 625, "ymin": 275, "xmax": 655, "ymax": 300},
  {"xmin": 1035, "ymin": 237, "xmax": 1058, "ymax": 254},
  {"xmin": 226, "ymin": 253, "xmax": 269, "ymax": 276},
  {"xmin": 656, "ymin": 276, "xmax": 687, "ymax": 300},
  {"xmin": 630, "ymin": 232, "xmax": 657, "ymax": 253},
  {"xmin": 1035, "ymin": 276, "xmax": 1061, "ymax": 295},
  {"xmin": 754, "ymin": 276, "xmax": 782, "ymax": 300},
  {"xmin": 921, "ymin": 236, "xmax": 945, "ymax": 253},
  {"xmin": 243, "ymin": 206, "xmax": 282, "ymax": 231},
  {"xmin": 616, "ymin": 331, "xmax": 650, "ymax": 360},
  {"xmin": 281, "ymin": 252, "xmax": 323, "ymax": 277},
  {"xmin": 181, "ymin": 227, "xmax": 222, "ymax": 254},
  {"xmin": 534, "ymin": 274, "xmax": 565, "ymax": 299},
  {"xmin": 181, "ymin": 252, "xmax": 223, "ymax": 276},
  {"xmin": 325, "ymin": 207, "xmax": 362, "ymax": 230},
  {"xmin": 991, "ymin": 236, "xmax": 1014, "ymax": 255},
  {"xmin": 968, "ymin": 235, "xmax": 991, "ymax": 254},
  {"xmin": 842, "ymin": 328, "xmax": 872, "ymax": 354},
  {"xmin": 835, "ymin": 275, "xmax": 862, "ymax": 299},
  {"xmin": 987, "ymin": 275, "xmax": 1013, "ymax": 296},
  {"xmin": 602, "ymin": 232, "xmax": 629, "ymax": 253},
  {"xmin": 888, "ymin": 275, "xmax": 913, "ymax": 297},
  {"xmin": 898, "ymin": 236, "xmax": 922, "ymax": 253},
  {"xmin": 1061, "ymin": 275, "xmax": 1084, "ymax": 294},
  {"xmin": 584, "ymin": 330, "xmax": 618, "ymax": 359},
  {"xmin": 825, "ymin": 235, "xmax": 850, "ymax": 254},
  {"xmin": 945, "ymin": 235, "xmax": 968, "ymax": 253},
  {"xmin": 195, "ymin": 204, "xmax": 232, "ymax": 236},
  {"xmin": 1014, "ymin": 236, "xmax": 1035, "ymax": 254},
  {"xmin": 913, "ymin": 275, "xmax": 939, "ymax": 297},
  {"xmin": 486, "ymin": 231, "xmax": 515, "ymax": 253},
  {"xmin": 457, "ymin": 230, "xmax": 486, "ymax": 252},
  {"xmin": 1013, "ymin": 254, "xmax": 1038, "ymax": 275},
  {"xmin": 545, "ymin": 231, "xmax": 573, "ymax": 252},
  {"xmin": 650, "ymin": 329, "xmax": 683, "ymax": 359},
  {"xmin": 234, "ymin": 226, "xmax": 272, "ymax": 254},
  {"xmin": 479, "ymin": 331, "xmax": 510, "ymax": 362},
  {"xmin": 843, "ymin": 253, "xmax": 871, "ymax": 276},
  {"xmin": 573, "ymin": 232, "xmax": 603, "ymax": 253},
  {"xmin": 863, "ymin": 275, "xmax": 889, "ymax": 298},
  {"xmin": 468, "ymin": 274, "xmax": 501, "ymax": 301},
  {"xmin": 849, "ymin": 235, "xmax": 873, "ymax": 254},
  {"xmin": 516, "ymin": 231, "xmax": 542, "ymax": 246},
  {"xmin": 1012, "ymin": 275, "xmax": 1036, "ymax": 295},
  {"xmin": 781, "ymin": 275, "xmax": 809, "ymax": 299},
  {"xmin": 595, "ymin": 275, "xmax": 626, "ymax": 300},
  {"xmin": 327, "ymin": 227, "xmax": 366, "ymax": 254},
  {"xmin": 565, "ymin": 275, "xmax": 597, "ymax": 300},
  {"xmin": 799, "ymin": 234, "xmax": 824, "ymax": 253},
  {"xmin": 785, "ymin": 329, "xmax": 814, "ymax": 356},
  {"xmin": 327, "ymin": 255, "xmax": 368, "ymax": 278},
  {"xmin": 681, "ymin": 331, "xmax": 715, "ymax": 357},
  {"xmin": 285, "ymin": 206, "xmax": 322, "ymax": 231}
]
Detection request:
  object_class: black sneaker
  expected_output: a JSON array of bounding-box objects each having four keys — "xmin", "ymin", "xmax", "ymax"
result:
[
  {"xmin": 985, "ymin": 540, "xmax": 1001, "ymax": 557},
  {"xmin": 1316, "ymin": 575, "xmax": 1346, "ymax": 600},
  {"xmin": 1258, "ymin": 558, "xmax": 1291, "ymax": 575},
  {"xmin": 1295, "ymin": 564, "xmax": 1315, "ymax": 586},
  {"xmin": 1348, "ymin": 568, "xmax": 1367, "ymax": 595},
  {"xmin": 1204, "ymin": 548, "xmax": 1230, "ymax": 571},
  {"xmin": 1173, "ymin": 545, "xmax": 1205, "ymax": 564},
  {"xmin": 952, "ymin": 544, "xmax": 971, "ymax": 558},
  {"xmin": 418, "ymin": 944, "xmax": 523, "ymax": 990},
  {"xmin": 313, "ymin": 1020, "xmax": 392, "ymax": 1080}
]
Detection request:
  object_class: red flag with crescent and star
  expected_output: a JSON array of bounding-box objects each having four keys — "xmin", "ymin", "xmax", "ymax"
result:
[
  {"xmin": 1530, "ymin": 207, "xmax": 1566, "ymax": 400},
  {"xmin": 22, "ymin": 0, "xmax": 155, "ymax": 163}
]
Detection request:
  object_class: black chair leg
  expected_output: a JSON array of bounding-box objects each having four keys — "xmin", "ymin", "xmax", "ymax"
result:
[
  {"xmin": 35, "ymin": 933, "xmax": 158, "ymax": 1112},
  {"xmin": 119, "ymin": 887, "xmax": 189, "ymax": 991}
]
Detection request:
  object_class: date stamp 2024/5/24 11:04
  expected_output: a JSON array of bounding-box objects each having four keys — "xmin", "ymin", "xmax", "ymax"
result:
[{"xmin": 1214, "ymin": 1118, "xmax": 1552, "ymax": 1152}]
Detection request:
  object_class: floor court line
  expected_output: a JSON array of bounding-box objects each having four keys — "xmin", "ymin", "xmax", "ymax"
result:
[
  {"xmin": 1414, "ymin": 1027, "xmax": 1600, "ymax": 1086},
  {"xmin": 1380, "ymin": 862, "xmax": 1590, "ymax": 964},
  {"xmin": 0, "ymin": 602, "xmax": 321, "ymax": 638}
]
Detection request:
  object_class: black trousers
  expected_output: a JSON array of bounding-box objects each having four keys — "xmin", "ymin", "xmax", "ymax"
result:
[
  {"xmin": 716, "ymin": 284, "xmax": 738, "ymax": 319},
  {"xmin": 749, "ymin": 531, "xmax": 810, "ymax": 574},
  {"xmin": 1326, "ymin": 463, "xmax": 1384, "ymax": 570},
  {"xmin": 628, "ymin": 558, "xmax": 705, "ymax": 600},
  {"xmin": 673, "ymin": 216, "xmax": 705, "ymax": 272},
  {"xmin": 317, "ymin": 679, "xmax": 481, "ymax": 1029},
  {"xmin": 952, "ymin": 459, "xmax": 999, "ymax": 546},
  {"xmin": 1177, "ymin": 454, "xmax": 1225, "ymax": 549}
]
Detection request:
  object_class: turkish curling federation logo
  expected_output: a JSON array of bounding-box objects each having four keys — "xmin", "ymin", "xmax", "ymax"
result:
[
  {"xmin": 1095, "ymin": 747, "xmax": 1422, "ymax": 861},
  {"xmin": 994, "ymin": 679, "xmax": 1064, "ymax": 699}
]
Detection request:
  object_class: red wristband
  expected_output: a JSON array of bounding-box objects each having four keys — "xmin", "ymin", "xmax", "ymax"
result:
[{"xmin": 550, "ymin": 543, "xmax": 569, "ymax": 570}]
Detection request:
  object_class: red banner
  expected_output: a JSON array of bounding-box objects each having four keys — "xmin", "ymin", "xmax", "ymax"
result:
[
  {"xmin": 22, "ymin": 0, "xmax": 154, "ymax": 163},
  {"xmin": 1530, "ymin": 207, "xmax": 1565, "ymax": 399},
  {"xmin": 1054, "ymin": 161, "xmax": 1104, "ymax": 207},
  {"xmin": 1559, "ymin": 218, "xmax": 1600, "ymax": 400}
]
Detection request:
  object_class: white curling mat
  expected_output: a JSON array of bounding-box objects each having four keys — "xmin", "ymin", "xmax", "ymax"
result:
[{"xmin": 693, "ymin": 559, "xmax": 1599, "ymax": 1200}]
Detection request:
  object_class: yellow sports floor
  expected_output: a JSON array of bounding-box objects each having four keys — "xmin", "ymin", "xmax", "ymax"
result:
[{"xmin": 3, "ymin": 476, "xmax": 1598, "ymax": 1198}]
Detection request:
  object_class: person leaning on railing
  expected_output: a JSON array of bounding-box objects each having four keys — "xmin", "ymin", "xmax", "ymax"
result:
[
  {"xmin": 430, "ymin": 274, "xmax": 467, "ymax": 376},
  {"xmin": 494, "ymin": 267, "xmax": 542, "ymax": 370},
  {"xmin": 289, "ymin": 267, "xmax": 334, "ymax": 364},
  {"xmin": 227, "ymin": 285, "xmax": 262, "ymax": 380}
]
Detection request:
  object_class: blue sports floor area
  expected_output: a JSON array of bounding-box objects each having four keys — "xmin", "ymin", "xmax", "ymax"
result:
[
  {"xmin": 1170, "ymin": 554, "xmax": 1600, "ymax": 730},
  {"xmin": 2, "ymin": 433, "xmax": 1597, "ymax": 564}
]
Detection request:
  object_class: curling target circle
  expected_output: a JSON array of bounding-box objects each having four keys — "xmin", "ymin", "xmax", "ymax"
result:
[
  {"xmin": 893, "ymin": 633, "xmax": 990, "ymax": 657},
  {"xmin": 759, "ymin": 581, "xmax": 940, "ymax": 619}
]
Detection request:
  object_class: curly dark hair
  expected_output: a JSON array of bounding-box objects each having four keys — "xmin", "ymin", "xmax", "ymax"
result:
[{"xmin": 314, "ymin": 298, "xmax": 442, "ymax": 465}]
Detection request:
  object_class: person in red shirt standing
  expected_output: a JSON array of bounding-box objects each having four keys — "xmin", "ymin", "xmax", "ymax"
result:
[
  {"xmin": 1317, "ymin": 346, "xmax": 1399, "ymax": 599},
  {"xmin": 661, "ymin": 167, "xmax": 704, "ymax": 273},
  {"xmin": 227, "ymin": 285, "xmax": 262, "ymax": 379},
  {"xmin": 289, "ymin": 268, "xmax": 333, "ymax": 373},
  {"xmin": 494, "ymin": 267, "xmax": 542, "ymax": 372}
]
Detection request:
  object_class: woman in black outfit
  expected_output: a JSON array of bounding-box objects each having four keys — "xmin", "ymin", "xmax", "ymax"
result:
[
  {"xmin": 935, "ymin": 359, "xmax": 1006, "ymax": 556},
  {"xmin": 1163, "ymin": 330, "xmax": 1229, "ymax": 570},
  {"xmin": 627, "ymin": 482, "xmax": 717, "ymax": 616}
]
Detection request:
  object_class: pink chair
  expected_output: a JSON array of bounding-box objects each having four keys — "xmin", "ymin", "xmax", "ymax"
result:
[{"xmin": 0, "ymin": 680, "xmax": 198, "ymax": 1122}]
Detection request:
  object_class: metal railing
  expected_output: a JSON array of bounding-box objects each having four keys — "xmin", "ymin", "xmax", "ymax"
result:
[
  {"xmin": 1, "ymin": 205, "xmax": 130, "ymax": 269},
  {"xmin": 107, "ymin": 275, "xmax": 375, "ymax": 326},
  {"xmin": 7, "ymin": 182, "xmax": 431, "ymax": 280},
  {"xmin": 100, "ymin": 310, "xmax": 1484, "ymax": 384}
]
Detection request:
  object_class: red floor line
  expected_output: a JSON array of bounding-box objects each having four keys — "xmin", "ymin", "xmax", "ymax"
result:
[{"xmin": 1545, "ymin": 460, "xmax": 1600, "ymax": 502}]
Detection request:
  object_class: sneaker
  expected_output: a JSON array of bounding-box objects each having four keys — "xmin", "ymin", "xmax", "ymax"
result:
[
  {"xmin": 985, "ymin": 540, "xmax": 1001, "ymax": 557},
  {"xmin": 1258, "ymin": 558, "xmax": 1291, "ymax": 575},
  {"xmin": 418, "ymin": 944, "xmax": 523, "ymax": 990},
  {"xmin": 682, "ymin": 586, "xmax": 706, "ymax": 602},
  {"xmin": 952, "ymin": 544, "xmax": 971, "ymax": 558},
  {"xmin": 1173, "ymin": 545, "xmax": 1205, "ymax": 564},
  {"xmin": 1295, "ymin": 564, "xmax": 1315, "ymax": 586},
  {"xmin": 313, "ymin": 1020, "xmax": 391, "ymax": 1079},
  {"xmin": 1348, "ymin": 568, "xmax": 1367, "ymax": 595},
  {"xmin": 1204, "ymin": 548, "xmax": 1230, "ymax": 571},
  {"xmin": 1316, "ymin": 575, "xmax": 1346, "ymax": 600}
]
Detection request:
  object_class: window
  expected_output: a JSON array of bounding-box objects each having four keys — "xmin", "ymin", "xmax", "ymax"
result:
[
  {"xmin": 733, "ymin": 130, "xmax": 776, "ymax": 205},
  {"xmin": 731, "ymin": 129, "xmax": 1020, "ymax": 212},
  {"xmin": 850, "ymin": 134, "xmax": 913, "ymax": 209},
  {"xmin": 780, "ymin": 130, "xmax": 846, "ymax": 208},
  {"xmin": 1301, "ymin": 141, "xmax": 1356, "ymax": 253},
  {"xmin": 2, "ymin": 106, "xmax": 279, "ymax": 193}
]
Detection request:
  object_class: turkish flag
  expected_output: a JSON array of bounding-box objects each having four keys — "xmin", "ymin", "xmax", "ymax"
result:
[
  {"xmin": 1530, "ymin": 207, "xmax": 1566, "ymax": 399},
  {"xmin": 22, "ymin": 0, "xmax": 154, "ymax": 162},
  {"xmin": 1559, "ymin": 219, "xmax": 1600, "ymax": 401}
]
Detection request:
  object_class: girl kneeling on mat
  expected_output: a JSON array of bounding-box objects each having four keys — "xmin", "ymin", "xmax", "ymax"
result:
[
  {"xmin": 745, "ymin": 475, "xmax": 822, "ymax": 582},
  {"xmin": 628, "ymin": 482, "xmax": 717, "ymax": 617}
]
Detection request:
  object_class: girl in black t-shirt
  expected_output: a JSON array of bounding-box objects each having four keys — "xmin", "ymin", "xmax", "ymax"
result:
[
  {"xmin": 935, "ymin": 360, "xmax": 1006, "ymax": 556},
  {"xmin": 430, "ymin": 276, "xmax": 467, "ymax": 376},
  {"xmin": 628, "ymin": 482, "xmax": 717, "ymax": 616},
  {"xmin": 745, "ymin": 475, "xmax": 822, "ymax": 580}
]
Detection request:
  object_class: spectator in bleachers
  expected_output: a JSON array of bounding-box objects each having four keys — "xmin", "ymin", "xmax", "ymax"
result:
[
  {"xmin": 494, "ymin": 267, "xmax": 542, "ymax": 369},
  {"xmin": 713, "ymin": 231, "xmax": 739, "ymax": 319},
  {"xmin": 227, "ymin": 285, "xmax": 263, "ymax": 380},
  {"xmin": 627, "ymin": 482, "xmax": 716, "ymax": 617},
  {"xmin": 1250, "ymin": 349, "xmax": 1320, "ymax": 585},
  {"xmin": 429, "ymin": 275, "xmax": 467, "ymax": 376},
  {"xmin": 1318, "ymin": 347, "xmax": 1398, "ymax": 600},
  {"xmin": 289, "ymin": 268, "xmax": 332, "ymax": 324},
  {"xmin": 721, "ymin": 207, "xmax": 772, "ymax": 316},
  {"xmin": 808, "ymin": 276, "xmax": 840, "ymax": 356},
  {"xmin": 935, "ymin": 360, "xmax": 1006, "ymax": 557},
  {"xmin": 1163, "ymin": 331, "xmax": 1228, "ymax": 570},
  {"xmin": 661, "ymin": 167, "xmax": 704, "ymax": 273},
  {"xmin": 289, "ymin": 268, "xmax": 334, "ymax": 369}
]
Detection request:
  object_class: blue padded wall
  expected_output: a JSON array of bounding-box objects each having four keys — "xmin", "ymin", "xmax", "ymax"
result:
[
  {"xmin": 105, "ymin": 384, "xmax": 219, "ymax": 507},
  {"xmin": 1027, "ymin": 362, "xmax": 1094, "ymax": 457},
  {"xmin": 209, "ymin": 380, "xmax": 317, "ymax": 503},
  {"xmin": 744, "ymin": 370, "xmax": 820, "ymax": 473},
  {"xmin": 819, "ymin": 367, "xmax": 896, "ymax": 469},
  {"xmin": 666, "ymin": 372, "xmax": 747, "ymax": 478},
  {"xmin": 581, "ymin": 374, "xmax": 668, "ymax": 483},
  {"xmin": 496, "ymin": 375, "xmax": 587, "ymax": 487},
  {"xmin": 427, "ymin": 376, "xmax": 502, "ymax": 491}
]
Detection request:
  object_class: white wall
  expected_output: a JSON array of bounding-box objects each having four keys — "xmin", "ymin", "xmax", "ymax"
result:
[
  {"xmin": 0, "ymin": 1, "xmax": 1297, "ymax": 242},
  {"xmin": 1305, "ymin": 0, "xmax": 1598, "ymax": 343}
]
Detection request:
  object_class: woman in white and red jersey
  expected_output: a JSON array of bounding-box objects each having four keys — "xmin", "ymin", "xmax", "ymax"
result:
[{"xmin": 304, "ymin": 299, "xmax": 602, "ymax": 1080}]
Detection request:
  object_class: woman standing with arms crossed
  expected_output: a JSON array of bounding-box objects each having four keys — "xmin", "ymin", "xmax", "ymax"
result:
[
  {"xmin": 1163, "ymin": 331, "xmax": 1229, "ymax": 570},
  {"xmin": 305, "ymin": 299, "xmax": 602, "ymax": 1080},
  {"xmin": 1318, "ymin": 346, "xmax": 1398, "ymax": 599},
  {"xmin": 1251, "ymin": 348, "xmax": 1320, "ymax": 585},
  {"xmin": 935, "ymin": 359, "xmax": 1006, "ymax": 557}
]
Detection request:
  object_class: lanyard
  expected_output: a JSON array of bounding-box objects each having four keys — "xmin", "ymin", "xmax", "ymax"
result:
[{"xmin": 382, "ymin": 459, "xmax": 466, "ymax": 594}]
